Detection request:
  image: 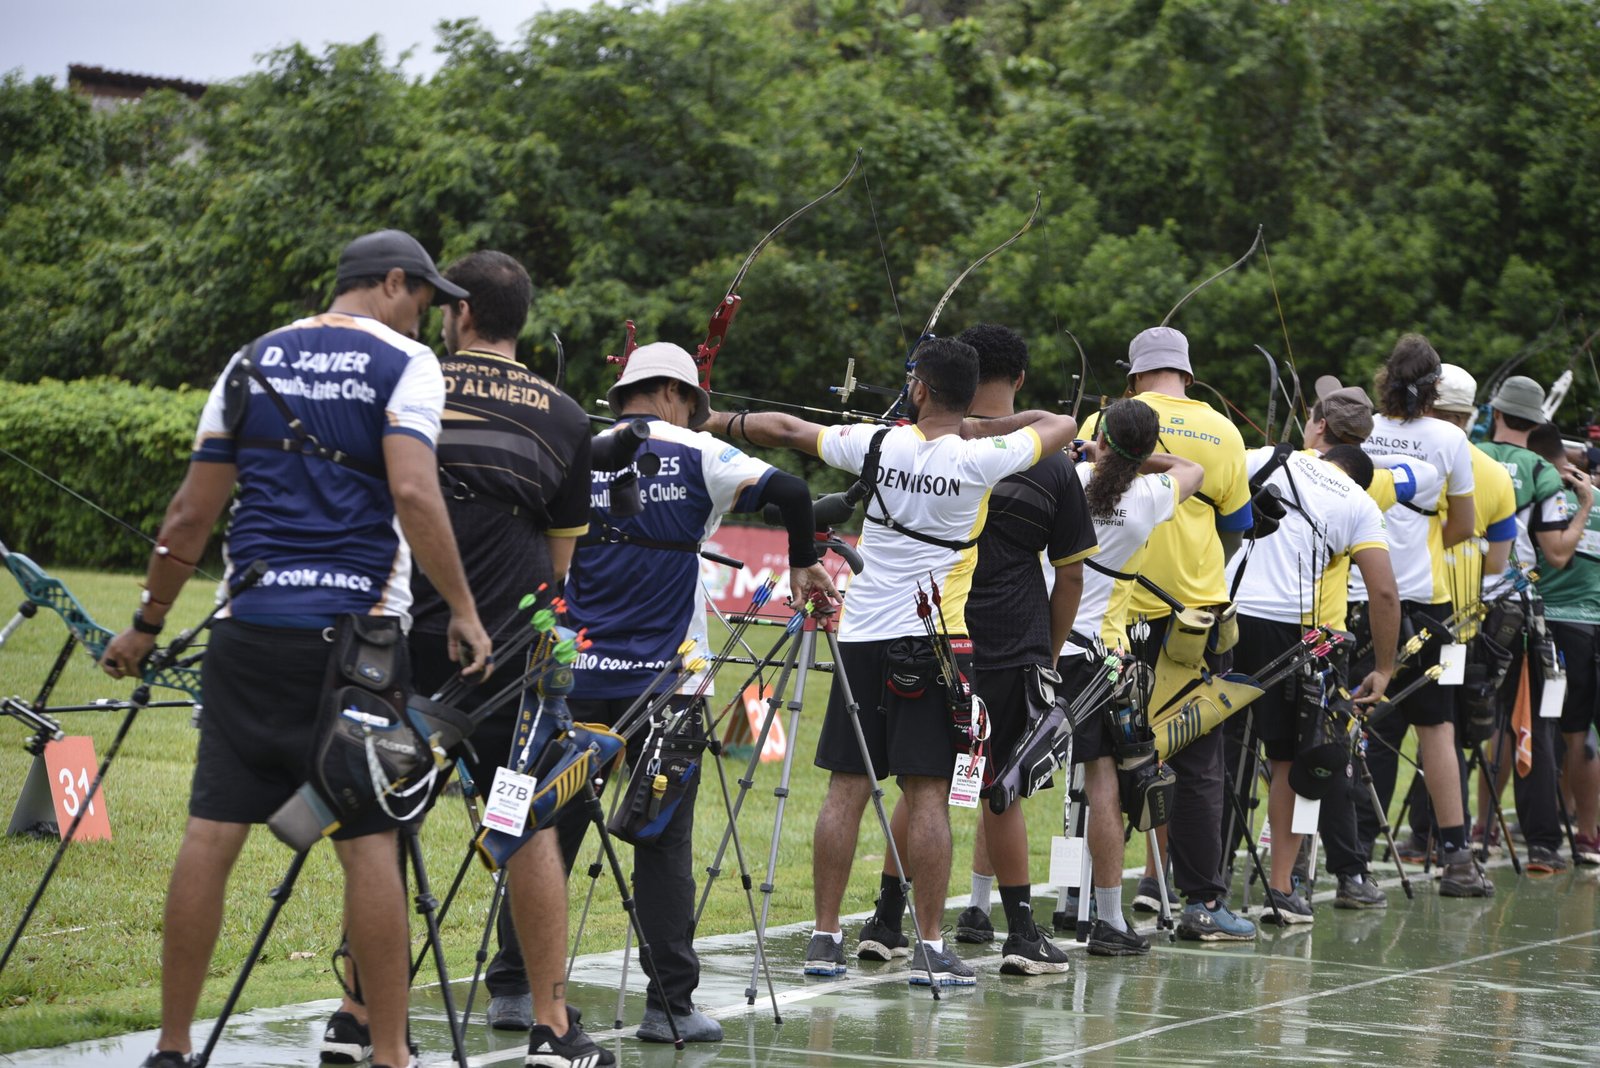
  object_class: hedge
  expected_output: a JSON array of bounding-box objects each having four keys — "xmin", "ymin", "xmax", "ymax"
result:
[{"xmin": 0, "ymin": 378, "xmax": 207, "ymax": 568}]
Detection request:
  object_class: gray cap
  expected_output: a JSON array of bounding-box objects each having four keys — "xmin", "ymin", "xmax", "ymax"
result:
[
  {"xmin": 336, "ymin": 230, "xmax": 468, "ymax": 305},
  {"xmin": 1313, "ymin": 374, "xmax": 1375, "ymax": 442},
  {"xmin": 1490, "ymin": 375, "xmax": 1547, "ymax": 423},
  {"xmin": 1433, "ymin": 363, "xmax": 1478, "ymax": 414},
  {"xmin": 608, "ymin": 341, "xmax": 710, "ymax": 428},
  {"xmin": 1127, "ymin": 327, "xmax": 1192, "ymax": 377}
]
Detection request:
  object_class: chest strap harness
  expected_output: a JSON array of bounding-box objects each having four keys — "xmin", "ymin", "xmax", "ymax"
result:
[
  {"xmin": 857, "ymin": 428, "xmax": 977, "ymax": 552},
  {"xmin": 229, "ymin": 344, "xmax": 385, "ymax": 480}
]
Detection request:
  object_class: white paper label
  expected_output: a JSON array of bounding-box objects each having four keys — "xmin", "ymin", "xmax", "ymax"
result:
[
  {"xmin": 1049, "ymin": 835, "xmax": 1085, "ymax": 888},
  {"xmin": 1540, "ymin": 675, "xmax": 1567, "ymax": 719},
  {"xmin": 1437, "ymin": 643, "xmax": 1467, "ymax": 686},
  {"xmin": 1291, "ymin": 795, "xmax": 1322, "ymax": 836},
  {"xmin": 948, "ymin": 753, "xmax": 984, "ymax": 808},
  {"xmin": 483, "ymin": 766, "xmax": 537, "ymax": 836}
]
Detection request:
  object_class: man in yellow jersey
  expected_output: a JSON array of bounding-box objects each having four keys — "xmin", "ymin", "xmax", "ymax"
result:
[
  {"xmin": 1358, "ymin": 334, "xmax": 1485, "ymax": 895},
  {"xmin": 1082, "ymin": 326, "xmax": 1257, "ymax": 941},
  {"xmin": 702, "ymin": 338, "xmax": 1080, "ymax": 985}
]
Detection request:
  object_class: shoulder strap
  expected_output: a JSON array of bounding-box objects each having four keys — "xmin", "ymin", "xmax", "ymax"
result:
[
  {"xmin": 1083, "ymin": 556, "xmax": 1187, "ymax": 615},
  {"xmin": 857, "ymin": 427, "xmax": 978, "ymax": 552},
  {"xmin": 234, "ymin": 341, "xmax": 386, "ymax": 480}
]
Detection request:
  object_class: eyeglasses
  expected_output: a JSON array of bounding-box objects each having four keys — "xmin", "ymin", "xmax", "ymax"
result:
[{"xmin": 907, "ymin": 374, "xmax": 940, "ymax": 395}]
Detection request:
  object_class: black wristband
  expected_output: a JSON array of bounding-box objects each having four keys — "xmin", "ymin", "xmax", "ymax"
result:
[{"xmin": 131, "ymin": 609, "xmax": 165, "ymax": 636}]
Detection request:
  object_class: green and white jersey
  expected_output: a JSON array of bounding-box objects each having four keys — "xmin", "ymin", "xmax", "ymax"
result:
[{"xmin": 1537, "ymin": 489, "xmax": 1600, "ymax": 624}]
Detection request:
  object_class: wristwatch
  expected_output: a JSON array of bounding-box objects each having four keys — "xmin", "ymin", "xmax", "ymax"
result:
[{"xmin": 131, "ymin": 609, "xmax": 165, "ymax": 636}]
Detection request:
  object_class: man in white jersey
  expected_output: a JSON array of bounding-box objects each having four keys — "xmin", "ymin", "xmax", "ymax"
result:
[
  {"xmin": 1224, "ymin": 426, "xmax": 1399, "ymax": 923},
  {"xmin": 1057, "ymin": 399, "xmax": 1202, "ymax": 954},
  {"xmin": 701, "ymin": 337, "xmax": 1078, "ymax": 986},
  {"xmin": 1357, "ymin": 333, "xmax": 1485, "ymax": 895}
]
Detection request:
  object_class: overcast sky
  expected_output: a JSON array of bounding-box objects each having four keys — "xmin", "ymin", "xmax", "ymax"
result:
[{"xmin": 4, "ymin": 1, "xmax": 593, "ymax": 85}]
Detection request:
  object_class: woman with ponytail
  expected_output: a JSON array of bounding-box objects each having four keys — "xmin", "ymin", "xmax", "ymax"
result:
[{"xmin": 1052, "ymin": 398, "xmax": 1202, "ymax": 953}]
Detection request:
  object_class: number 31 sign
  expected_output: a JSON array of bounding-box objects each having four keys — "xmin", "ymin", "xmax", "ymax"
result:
[{"xmin": 45, "ymin": 737, "xmax": 112, "ymax": 841}]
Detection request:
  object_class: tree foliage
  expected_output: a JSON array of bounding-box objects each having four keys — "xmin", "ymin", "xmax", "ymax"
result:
[{"xmin": 4, "ymin": 0, "xmax": 1600, "ymax": 444}]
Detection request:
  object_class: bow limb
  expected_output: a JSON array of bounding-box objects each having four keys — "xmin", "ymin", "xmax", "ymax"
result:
[
  {"xmin": 1, "ymin": 542, "xmax": 203, "ymax": 701},
  {"xmin": 692, "ymin": 149, "xmax": 864, "ymax": 391},
  {"xmin": 1253, "ymin": 344, "xmax": 1280, "ymax": 446},
  {"xmin": 1161, "ymin": 224, "xmax": 1264, "ymax": 328},
  {"xmin": 1062, "ymin": 327, "xmax": 1091, "ymax": 422},
  {"xmin": 884, "ymin": 190, "xmax": 1044, "ymax": 419}
]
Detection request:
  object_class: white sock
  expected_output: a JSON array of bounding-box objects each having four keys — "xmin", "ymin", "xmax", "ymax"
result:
[
  {"xmin": 816, "ymin": 929, "xmax": 842, "ymax": 943},
  {"xmin": 1094, "ymin": 887, "xmax": 1126, "ymax": 931},
  {"xmin": 969, "ymin": 872, "xmax": 994, "ymax": 913},
  {"xmin": 923, "ymin": 937, "xmax": 944, "ymax": 954}
]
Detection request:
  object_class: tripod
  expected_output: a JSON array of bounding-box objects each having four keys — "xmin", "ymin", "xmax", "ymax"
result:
[{"xmin": 195, "ymin": 822, "xmax": 469, "ymax": 1067}]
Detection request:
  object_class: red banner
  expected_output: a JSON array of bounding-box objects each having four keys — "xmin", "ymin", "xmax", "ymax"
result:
[{"xmin": 699, "ymin": 523, "xmax": 857, "ymax": 618}]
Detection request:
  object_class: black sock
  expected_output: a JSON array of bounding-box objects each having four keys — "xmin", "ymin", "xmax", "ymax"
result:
[
  {"xmin": 877, "ymin": 873, "xmax": 907, "ymax": 928},
  {"xmin": 1000, "ymin": 884, "xmax": 1035, "ymax": 935},
  {"xmin": 1439, "ymin": 825, "xmax": 1468, "ymax": 854}
]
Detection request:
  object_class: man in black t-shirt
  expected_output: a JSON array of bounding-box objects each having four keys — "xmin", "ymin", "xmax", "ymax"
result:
[
  {"xmin": 855, "ymin": 324, "xmax": 1098, "ymax": 976},
  {"xmin": 319, "ymin": 252, "xmax": 609, "ymax": 1068}
]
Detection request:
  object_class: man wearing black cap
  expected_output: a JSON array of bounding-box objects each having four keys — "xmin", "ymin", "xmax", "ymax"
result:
[{"xmin": 102, "ymin": 229, "xmax": 490, "ymax": 1068}]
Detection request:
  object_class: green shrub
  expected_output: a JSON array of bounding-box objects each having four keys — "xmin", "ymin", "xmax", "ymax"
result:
[{"xmin": 0, "ymin": 378, "xmax": 207, "ymax": 567}]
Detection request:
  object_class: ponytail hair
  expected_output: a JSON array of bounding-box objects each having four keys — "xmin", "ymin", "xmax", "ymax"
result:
[{"xmin": 1085, "ymin": 399, "xmax": 1161, "ymax": 519}]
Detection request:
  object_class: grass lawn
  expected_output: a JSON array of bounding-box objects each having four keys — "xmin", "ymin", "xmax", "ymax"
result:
[{"xmin": 0, "ymin": 563, "xmax": 1147, "ymax": 1054}]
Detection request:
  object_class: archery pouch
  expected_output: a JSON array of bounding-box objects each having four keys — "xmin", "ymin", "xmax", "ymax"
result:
[
  {"xmin": 1108, "ymin": 694, "xmax": 1176, "ymax": 832},
  {"xmin": 1163, "ymin": 608, "xmax": 1216, "ymax": 670},
  {"xmin": 608, "ymin": 709, "xmax": 706, "ymax": 847},
  {"xmin": 1208, "ymin": 603, "xmax": 1240, "ymax": 656},
  {"xmin": 985, "ymin": 665, "xmax": 1068, "ymax": 815},
  {"xmin": 885, "ymin": 637, "xmax": 936, "ymax": 700},
  {"xmin": 269, "ymin": 615, "xmax": 428, "ymax": 851},
  {"xmin": 1462, "ymin": 597, "xmax": 1526, "ymax": 744},
  {"xmin": 1289, "ymin": 659, "xmax": 1354, "ymax": 801}
]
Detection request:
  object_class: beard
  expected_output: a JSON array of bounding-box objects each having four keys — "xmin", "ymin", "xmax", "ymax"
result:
[{"xmin": 904, "ymin": 393, "xmax": 920, "ymax": 423}]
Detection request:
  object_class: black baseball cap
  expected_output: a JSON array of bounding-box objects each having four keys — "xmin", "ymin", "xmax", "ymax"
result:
[{"xmin": 335, "ymin": 229, "xmax": 469, "ymax": 305}]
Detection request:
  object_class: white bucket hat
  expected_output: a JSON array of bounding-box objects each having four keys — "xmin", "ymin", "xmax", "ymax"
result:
[{"xmin": 607, "ymin": 342, "xmax": 710, "ymax": 428}]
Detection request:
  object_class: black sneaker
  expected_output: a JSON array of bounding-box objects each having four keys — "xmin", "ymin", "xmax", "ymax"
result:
[
  {"xmin": 908, "ymin": 942, "xmax": 977, "ymax": 986},
  {"xmin": 1334, "ymin": 873, "xmax": 1387, "ymax": 909},
  {"xmin": 803, "ymin": 932, "xmax": 847, "ymax": 976},
  {"xmin": 999, "ymin": 926, "xmax": 1070, "ymax": 975},
  {"xmin": 320, "ymin": 1010, "xmax": 372, "ymax": 1064},
  {"xmin": 1259, "ymin": 887, "xmax": 1314, "ymax": 926},
  {"xmin": 1086, "ymin": 918, "xmax": 1150, "ymax": 957},
  {"xmin": 858, "ymin": 914, "xmax": 911, "ymax": 960},
  {"xmin": 1439, "ymin": 853, "xmax": 1494, "ymax": 897},
  {"xmin": 954, "ymin": 905, "xmax": 994, "ymax": 944},
  {"xmin": 138, "ymin": 1053, "xmax": 194, "ymax": 1068},
  {"xmin": 1525, "ymin": 845, "xmax": 1570, "ymax": 874},
  {"xmin": 1131, "ymin": 876, "xmax": 1177, "ymax": 913},
  {"xmin": 525, "ymin": 1005, "xmax": 616, "ymax": 1067},
  {"xmin": 1395, "ymin": 833, "xmax": 1430, "ymax": 864}
]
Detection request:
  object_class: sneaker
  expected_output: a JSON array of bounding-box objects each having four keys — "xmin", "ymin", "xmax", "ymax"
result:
[
  {"xmin": 908, "ymin": 942, "xmax": 978, "ymax": 987},
  {"xmin": 954, "ymin": 905, "xmax": 994, "ymax": 944},
  {"xmin": 858, "ymin": 914, "xmax": 911, "ymax": 960},
  {"xmin": 1131, "ymin": 875, "xmax": 1178, "ymax": 913},
  {"xmin": 1086, "ymin": 919, "xmax": 1150, "ymax": 957},
  {"xmin": 1469, "ymin": 823, "xmax": 1502, "ymax": 857},
  {"xmin": 526, "ymin": 1005, "xmax": 616, "ymax": 1066},
  {"xmin": 1395, "ymin": 833, "xmax": 1430, "ymax": 864},
  {"xmin": 1258, "ymin": 887, "xmax": 1314, "ymax": 926},
  {"xmin": 1524, "ymin": 845, "xmax": 1570, "ymax": 874},
  {"xmin": 1574, "ymin": 833, "xmax": 1600, "ymax": 866},
  {"xmin": 999, "ymin": 926, "xmax": 1071, "ymax": 975},
  {"xmin": 1438, "ymin": 853, "xmax": 1494, "ymax": 897},
  {"xmin": 488, "ymin": 993, "xmax": 534, "ymax": 1031},
  {"xmin": 1176, "ymin": 900, "xmax": 1258, "ymax": 942},
  {"xmin": 1333, "ymin": 873, "xmax": 1388, "ymax": 909},
  {"xmin": 637, "ymin": 1005, "xmax": 722, "ymax": 1043},
  {"xmin": 319, "ymin": 1011, "xmax": 372, "ymax": 1064},
  {"xmin": 803, "ymin": 932, "xmax": 847, "ymax": 976},
  {"xmin": 138, "ymin": 1053, "xmax": 194, "ymax": 1068}
]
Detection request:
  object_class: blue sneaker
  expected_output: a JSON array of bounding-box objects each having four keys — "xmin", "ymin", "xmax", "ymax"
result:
[
  {"xmin": 1176, "ymin": 900, "xmax": 1257, "ymax": 942},
  {"xmin": 803, "ymin": 932, "xmax": 848, "ymax": 976}
]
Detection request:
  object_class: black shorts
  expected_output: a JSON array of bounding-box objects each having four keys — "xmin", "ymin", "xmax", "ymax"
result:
[
  {"xmin": 972, "ymin": 665, "xmax": 1028, "ymax": 769},
  {"xmin": 1061, "ymin": 651, "xmax": 1112, "ymax": 764},
  {"xmin": 1400, "ymin": 600, "xmax": 1457, "ymax": 728},
  {"xmin": 1234, "ymin": 615, "xmax": 1304, "ymax": 762},
  {"xmin": 1548, "ymin": 620, "xmax": 1600, "ymax": 735},
  {"xmin": 191, "ymin": 618, "xmax": 409, "ymax": 838},
  {"xmin": 814, "ymin": 637, "xmax": 969, "ymax": 780}
]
